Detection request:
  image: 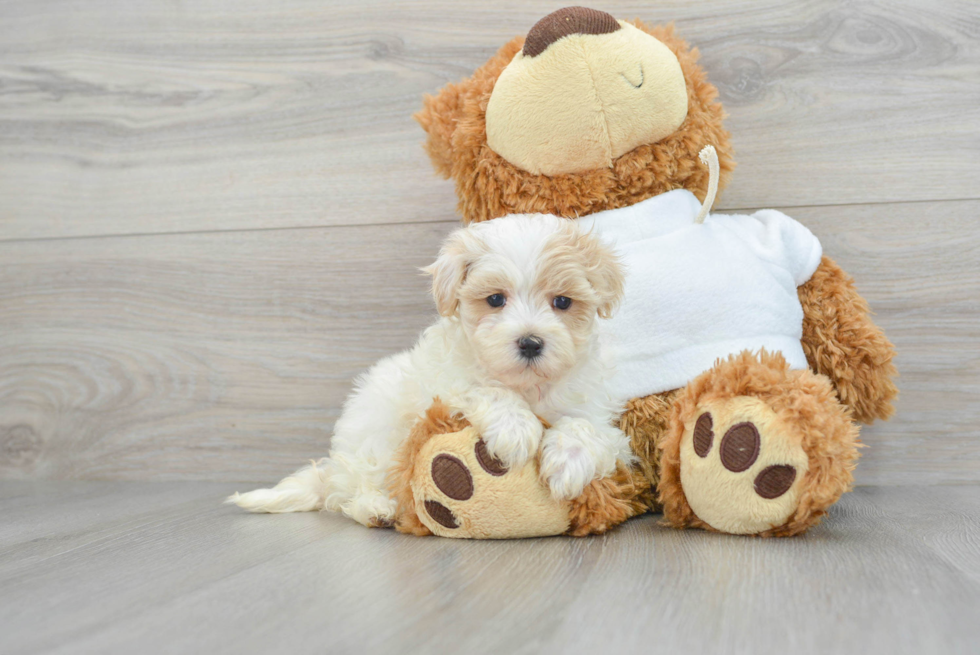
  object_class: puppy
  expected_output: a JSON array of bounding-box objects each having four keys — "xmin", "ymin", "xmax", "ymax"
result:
[{"xmin": 229, "ymin": 214, "xmax": 632, "ymax": 527}]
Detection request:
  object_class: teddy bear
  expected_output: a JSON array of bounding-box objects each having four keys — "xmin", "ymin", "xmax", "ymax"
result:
[{"xmin": 388, "ymin": 6, "xmax": 898, "ymax": 538}]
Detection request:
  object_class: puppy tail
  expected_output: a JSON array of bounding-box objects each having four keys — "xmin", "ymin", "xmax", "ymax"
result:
[{"xmin": 226, "ymin": 458, "xmax": 330, "ymax": 513}]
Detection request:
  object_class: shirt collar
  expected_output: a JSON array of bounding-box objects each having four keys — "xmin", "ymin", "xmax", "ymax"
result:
[{"xmin": 575, "ymin": 189, "xmax": 703, "ymax": 244}]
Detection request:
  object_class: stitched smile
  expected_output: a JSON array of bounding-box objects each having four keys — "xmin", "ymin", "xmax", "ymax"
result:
[{"xmin": 621, "ymin": 64, "xmax": 644, "ymax": 88}]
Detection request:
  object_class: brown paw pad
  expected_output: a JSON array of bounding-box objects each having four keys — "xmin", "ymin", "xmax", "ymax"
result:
[
  {"xmin": 693, "ymin": 412, "xmax": 714, "ymax": 458},
  {"xmin": 680, "ymin": 398, "xmax": 811, "ymax": 535},
  {"xmin": 475, "ymin": 439, "xmax": 508, "ymax": 476},
  {"xmin": 424, "ymin": 500, "xmax": 458, "ymax": 529},
  {"xmin": 417, "ymin": 427, "xmax": 573, "ymax": 538},
  {"xmin": 431, "ymin": 454, "xmax": 474, "ymax": 500},
  {"xmin": 754, "ymin": 465, "xmax": 797, "ymax": 499},
  {"xmin": 423, "ymin": 442, "xmax": 511, "ymax": 534},
  {"xmin": 720, "ymin": 422, "xmax": 760, "ymax": 472}
]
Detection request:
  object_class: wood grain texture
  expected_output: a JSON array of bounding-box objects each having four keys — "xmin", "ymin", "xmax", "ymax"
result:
[
  {"xmin": 0, "ymin": 199, "xmax": 978, "ymax": 484},
  {"xmin": 1, "ymin": 482, "xmax": 978, "ymax": 654},
  {"xmin": 0, "ymin": 221, "xmax": 452, "ymax": 481},
  {"xmin": 791, "ymin": 199, "xmax": 980, "ymax": 485},
  {"xmin": 0, "ymin": 1, "xmax": 978, "ymax": 486},
  {"xmin": 1, "ymin": 0, "xmax": 978, "ymax": 241}
]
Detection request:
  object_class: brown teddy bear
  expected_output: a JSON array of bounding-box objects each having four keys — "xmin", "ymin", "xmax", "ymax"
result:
[{"xmin": 389, "ymin": 7, "xmax": 897, "ymax": 538}]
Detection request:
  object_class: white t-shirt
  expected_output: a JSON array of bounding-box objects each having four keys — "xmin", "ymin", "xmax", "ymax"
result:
[{"xmin": 576, "ymin": 189, "xmax": 823, "ymax": 402}]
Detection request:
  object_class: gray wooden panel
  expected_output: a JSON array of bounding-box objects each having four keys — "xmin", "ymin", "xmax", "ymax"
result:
[
  {"xmin": 0, "ymin": 482, "xmax": 978, "ymax": 654},
  {"xmin": 1, "ymin": 0, "xmax": 978, "ymax": 241},
  {"xmin": 0, "ymin": 221, "xmax": 452, "ymax": 481},
  {"xmin": 791, "ymin": 199, "xmax": 980, "ymax": 485},
  {"xmin": 0, "ymin": 199, "xmax": 977, "ymax": 485}
]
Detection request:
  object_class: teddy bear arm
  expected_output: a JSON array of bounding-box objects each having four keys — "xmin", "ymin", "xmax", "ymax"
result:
[
  {"xmin": 799, "ymin": 256, "xmax": 898, "ymax": 423},
  {"xmin": 565, "ymin": 463, "xmax": 650, "ymax": 536}
]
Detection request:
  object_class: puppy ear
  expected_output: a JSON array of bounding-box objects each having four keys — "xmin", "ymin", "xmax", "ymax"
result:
[
  {"xmin": 584, "ymin": 238, "xmax": 625, "ymax": 319},
  {"xmin": 422, "ymin": 229, "xmax": 480, "ymax": 317}
]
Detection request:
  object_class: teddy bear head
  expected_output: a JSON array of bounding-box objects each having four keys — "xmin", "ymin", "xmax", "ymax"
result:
[{"xmin": 416, "ymin": 6, "xmax": 736, "ymax": 223}]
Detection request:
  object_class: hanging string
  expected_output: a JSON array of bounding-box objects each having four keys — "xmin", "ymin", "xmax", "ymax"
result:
[{"xmin": 694, "ymin": 145, "xmax": 719, "ymax": 225}]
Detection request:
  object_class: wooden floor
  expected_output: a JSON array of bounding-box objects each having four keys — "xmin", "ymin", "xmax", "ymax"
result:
[{"xmin": 0, "ymin": 482, "xmax": 978, "ymax": 655}]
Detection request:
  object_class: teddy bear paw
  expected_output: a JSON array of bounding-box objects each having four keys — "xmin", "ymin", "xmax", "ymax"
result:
[
  {"xmin": 678, "ymin": 396, "xmax": 809, "ymax": 535},
  {"xmin": 411, "ymin": 427, "xmax": 570, "ymax": 539}
]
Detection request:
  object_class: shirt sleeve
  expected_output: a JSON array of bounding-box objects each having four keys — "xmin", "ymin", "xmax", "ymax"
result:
[{"xmin": 741, "ymin": 209, "xmax": 823, "ymax": 286}]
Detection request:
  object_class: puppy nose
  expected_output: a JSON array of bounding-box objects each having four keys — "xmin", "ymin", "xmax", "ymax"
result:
[{"xmin": 518, "ymin": 335, "xmax": 545, "ymax": 360}]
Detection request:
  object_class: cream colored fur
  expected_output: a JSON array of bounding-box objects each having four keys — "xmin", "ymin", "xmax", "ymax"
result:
[
  {"xmin": 229, "ymin": 215, "xmax": 632, "ymax": 527},
  {"xmin": 485, "ymin": 20, "xmax": 688, "ymax": 175}
]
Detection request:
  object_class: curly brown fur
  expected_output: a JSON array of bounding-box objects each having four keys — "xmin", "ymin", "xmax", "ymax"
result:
[
  {"xmin": 618, "ymin": 390, "xmax": 679, "ymax": 512},
  {"xmin": 566, "ymin": 463, "xmax": 647, "ymax": 536},
  {"xmin": 799, "ymin": 256, "xmax": 898, "ymax": 423},
  {"xmin": 659, "ymin": 350, "xmax": 861, "ymax": 537},
  {"xmin": 387, "ymin": 399, "xmax": 470, "ymax": 536},
  {"xmin": 415, "ymin": 22, "xmax": 735, "ymax": 224}
]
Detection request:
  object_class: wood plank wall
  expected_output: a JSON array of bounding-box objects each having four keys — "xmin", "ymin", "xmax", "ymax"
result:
[{"xmin": 1, "ymin": 0, "xmax": 978, "ymax": 484}]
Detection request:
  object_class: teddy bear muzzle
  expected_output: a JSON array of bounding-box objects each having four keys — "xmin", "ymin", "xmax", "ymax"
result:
[{"xmin": 485, "ymin": 6, "xmax": 690, "ymax": 176}]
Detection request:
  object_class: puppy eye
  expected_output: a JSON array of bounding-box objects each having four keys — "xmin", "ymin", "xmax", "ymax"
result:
[
  {"xmin": 486, "ymin": 294, "xmax": 506, "ymax": 308},
  {"xmin": 552, "ymin": 296, "xmax": 572, "ymax": 311}
]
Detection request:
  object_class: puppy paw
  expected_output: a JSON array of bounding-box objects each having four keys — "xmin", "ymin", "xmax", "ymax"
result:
[
  {"xmin": 539, "ymin": 418, "xmax": 608, "ymax": 500},
  {"xmin": 481, "ymin": 407, "xmax": 544, "ymax": 468},
  {"xmin": 343, "ymin": 491, "xmax": 398, "ymax": 528}
]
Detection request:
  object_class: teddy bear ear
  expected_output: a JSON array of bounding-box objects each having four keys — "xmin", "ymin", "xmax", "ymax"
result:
[
  {"xmin": 414, "ymin": 84, "xmax": 464, "ymax": 179},
  {"xmin": 414, "ymin": 36, "xmax": 526, "ymax": 181}
]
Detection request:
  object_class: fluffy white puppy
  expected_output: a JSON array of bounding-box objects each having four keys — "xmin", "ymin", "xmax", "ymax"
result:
[{"xmin": 229, "ymin": 214, "xmax": 632, "ymax": 527}]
